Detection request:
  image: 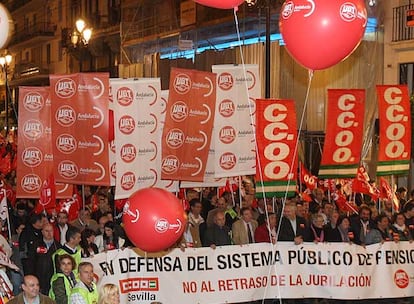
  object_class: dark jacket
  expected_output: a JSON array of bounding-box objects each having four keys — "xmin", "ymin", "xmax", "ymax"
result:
[
  {"xmin": 278, "ymin": 216, "xmax": 307, "ymax": 242},
  {"xmin": 203, "ymin": 224, "xmax": 232, "ymax": 247},
  {"xmin": 33, "ymin": 239, "xmax": 61, "ymax": 295}
]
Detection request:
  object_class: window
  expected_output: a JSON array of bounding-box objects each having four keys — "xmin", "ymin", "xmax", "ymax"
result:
[{"xmin": 46, "ymin": 44, "xmax": 51, "ymax": 64}]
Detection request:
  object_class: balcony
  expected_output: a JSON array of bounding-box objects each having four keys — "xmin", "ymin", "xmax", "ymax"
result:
[
  {"xmin": 10, "ymin": 61, "xmax": 53, "ymax": 86},
  {"xmin": 8, "ymin": 22, "xmax": 56, "ymax": 50},
  {"xmin": 392, "ymin": 4, "xmax": 414, "ymax": 42}
]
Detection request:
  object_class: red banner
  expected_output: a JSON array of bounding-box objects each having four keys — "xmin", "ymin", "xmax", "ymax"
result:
[
  {"xmin": 376, "ymin": 85, "xmax": 411, "ymax": 176},
  {"xmin": 161, "ymin": 68, "xmax": 216, "ymax": 182},
  {"xmin": 17, "ymin": 87, "xmax": 71, "ymax": 199},
  {"xmin": 50, "ymin": 73, "xmax": 110, "ymax": 186},
  {"xmin": 255, "ymin": 99, "xmax": 297, "ymax": 198},
  {"xmin": 319, "ymin": 89, "xmax": 365, "ymax": 178}
]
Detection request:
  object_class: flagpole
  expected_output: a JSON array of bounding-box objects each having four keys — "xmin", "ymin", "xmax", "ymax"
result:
[
  {"xmin": 299, "ymin": 162, "xmax": 302, "ymax": 195},
  {"xmin": 391, "ymin": 175, "xmax": 395, "ymax": 214},
  {"xmin": 4, "ymin": 190, "xmax": 11, "ymax": 242},
  {"xmin": 81, "ymin": 185, "xmax": 86, "ymax": 211}
]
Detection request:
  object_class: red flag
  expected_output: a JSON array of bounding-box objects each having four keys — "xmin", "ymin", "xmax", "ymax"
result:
[
  {"xmin": 379, "ymin": 177, "xmax": 399, "ymax": 211},
  {"xmin": 352, "ymin": 166, "xmax": 375, "ymax": 197},
  {"xmin": 300, "ymin": 163, "xmax": 318, "ymax": 190},
  {"xmin": 332, "ymin": 191, "xmax": 358, "ymax": 214},
  {"xmin": 39, "ymin": 173, "xmax": 56, "ymax": 211},
  {"xmin": 57, "ymin": 185, "xmax": 81, "ymax": 221},
  {"xmin": 0, "ymin": 154, "xmax": 11, "ymax": 176}
]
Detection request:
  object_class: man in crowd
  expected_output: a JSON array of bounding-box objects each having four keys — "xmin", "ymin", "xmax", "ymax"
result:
[
  {"xmin": 203, "ymin": 211, "xmax": 232, "ymax": 248},
  {"xmin": 8, "ymin": 275, "xmax": 55, "ymax": 304},
  {"xmin": 19, "ymin": 213, "xmax": 46, "ymax": 275},
  {"xmin": 403, "ymin": 201, "xmax": 414, "ymax": 227},
  {"xmin": 350, "ymin": 205, "xmax": 375, "ymax": 245},
  {"xmin": 53, "ymin": 211, "xmax": 71, "ymax": 246},
  {"xmin": 70, "ymin": 209, "xmax": 99, "ymax": 233},
  {"xmin": 232, "ymin": 207, "xmax": 258, "ymax": 245},
  {"xmin": 53, "ymin": 226, "xmax": 82, "ymax": 275},
  {"xmin": 33, "ymin": 223, "xmax": 61, "ymax": 295},
  {"xmin": 278, "ymin": 202, "xmax": 307, "ymax": 244},
  {"xmin": 69, "ymin": 262, "xmax": 98, "ymax": 304}
]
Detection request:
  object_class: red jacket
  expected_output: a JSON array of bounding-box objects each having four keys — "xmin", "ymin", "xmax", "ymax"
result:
[{"xmin": 254, "ymin": 223, "xmax": 273, "ymax": 243}]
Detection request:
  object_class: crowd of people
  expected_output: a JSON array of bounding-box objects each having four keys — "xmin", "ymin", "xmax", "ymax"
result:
[
  {"xmin": 179, "ymin": 186, "xmax": 414, "ymax": 250},
  {"xmin": 0, "ymin": 176, "xmax": 412, "ymax": 303}
]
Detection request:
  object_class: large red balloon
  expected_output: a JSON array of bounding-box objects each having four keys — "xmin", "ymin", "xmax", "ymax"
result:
[
  {"xmin": 194, "ymin": 0, "xmax": 244, "ymax": 10},
  {"xmin": 279, "ymin": 0, "xmax": 367, "ymax": 70},
  {"xmin": 123, "ymin": 188, "xmax": 186, "ymax": 252}
]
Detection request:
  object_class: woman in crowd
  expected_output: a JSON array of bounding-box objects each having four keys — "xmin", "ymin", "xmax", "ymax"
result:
[
  {"xmin": 304, "ymin": 213, "xmax": 326, "ymax": 242},
  {"xmin": 254, "ymin": 212, "xmax": 277, "ymax": 243},
  {"xmin": 98, "ymin": 283, "xmax": 120, "ymax": 304},
  {"xmin": 80, "ymin": 228, "xmax": 99, "ymax": 258},
  {"xmin": 326, "ymin": 215, "xmax": 353, "ymax": 242},
  {"xmin": 49, "ymin": 254, "xmax": 77, "ymax": 304},
  {"xmin": 391, "ymin": 212, "xmax": 412, "ymax": 241},
  {"xmin": 95, "ymin": 221, "xmax": 125, "ymax": 252}
]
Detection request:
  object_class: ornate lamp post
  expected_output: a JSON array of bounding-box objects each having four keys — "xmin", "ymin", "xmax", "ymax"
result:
[
  {"xmin": 71, "ymin": 19, "xmax": 92, "ymax": 72},
  {"xmin": 0, "ymin": 53, "xmax": 12, "ymax": 135}
]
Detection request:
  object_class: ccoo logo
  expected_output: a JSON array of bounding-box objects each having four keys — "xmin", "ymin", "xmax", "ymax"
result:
[{"xmin": 281, "ymin": 1, "xmax": 294, "ymax": 19}]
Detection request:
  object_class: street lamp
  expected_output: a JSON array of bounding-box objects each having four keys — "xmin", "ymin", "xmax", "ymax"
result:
[
  {"xmin": 0, "ymin": 53, "xmax": 12, "ymax": 135},
  {"xmin": 71, "ymin": 18, "xmax": 92, "ymax": 72}
]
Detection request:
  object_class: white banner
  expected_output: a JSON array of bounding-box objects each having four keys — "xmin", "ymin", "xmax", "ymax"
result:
[
  {"xmin": 88, "ymin": 242, "xmax": 414, "ymax": 303},
  {"xmin": 112, "ymin": 79, "xmax": 177, "ymax": 199},
  {"xmin": 211, "ymin": 64, "xmax": 260, "ymax": 178}
]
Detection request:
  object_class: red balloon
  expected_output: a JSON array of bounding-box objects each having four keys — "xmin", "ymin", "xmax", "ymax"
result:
[
  {"xmin": 194, "ymin": 0, "xmax": 244, "ymax": 10},
  {"xmin": 279, "ymin": 0, "xmax": 367, "ymax": 70},
  {"xmin": 123, "ymin": 188, "xmax": 186, "ymax": 252}
]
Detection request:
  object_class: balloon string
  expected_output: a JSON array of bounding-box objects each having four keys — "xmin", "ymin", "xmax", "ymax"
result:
[
  {"xmin": 233, "ymin": 7, "xmax": 285, "ymax": 304},
  {"xmin": 233, "ymin": 5, "xmax": 267, "ymax": 204},
  {"xmin": 275, "ymin": 68, "xmax": 314, "ymax": 242}
]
